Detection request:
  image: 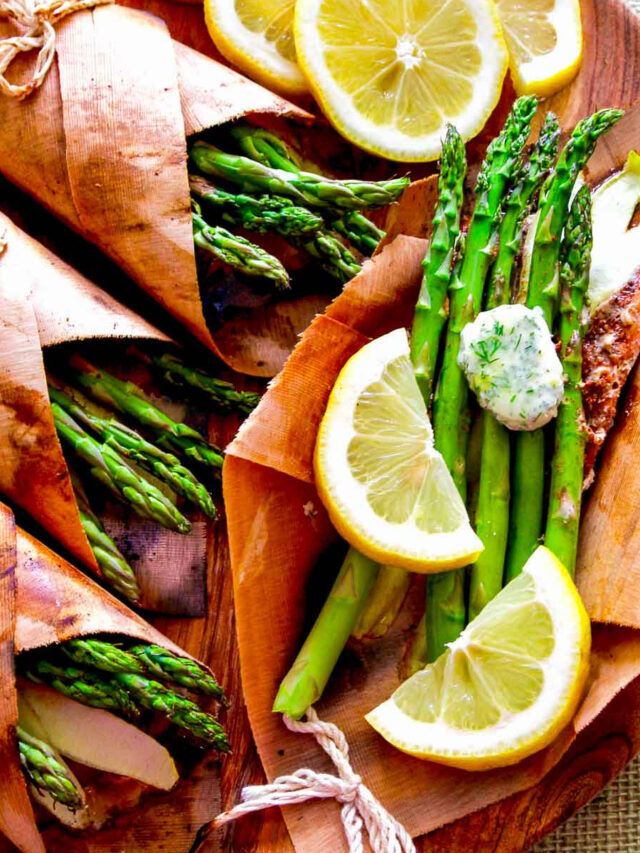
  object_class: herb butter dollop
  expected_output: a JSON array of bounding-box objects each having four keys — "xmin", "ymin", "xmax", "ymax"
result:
[{"xmin": 458, "ymin": 304, "xmax": 564, "ymax": 431}]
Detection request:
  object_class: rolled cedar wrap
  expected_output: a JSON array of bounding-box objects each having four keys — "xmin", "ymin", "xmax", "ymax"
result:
[
  {"xmin": 0, "ymin": 4, "xmax": 391, "ymax": 377},
  {"xmin": 0, "ymin": 504, "xmax": 219, "ymax": 853},
  {"xmin": 222, "ymin": 146, "xmax": 640, "ymax": 850},
  {"xmin": 0, "ymin": 213, "xmax": 207, "ymax": 614}
]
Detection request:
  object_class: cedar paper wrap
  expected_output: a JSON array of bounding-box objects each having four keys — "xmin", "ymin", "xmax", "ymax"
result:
[
  {"xmin": 0, "ymin": 212, "xmax": 207, "ymax": 614},
  {"xmin": 0, "ymin": 3, "xmax": 335, "ymax": 377},
  {"xmin": 223, "ymin": 148, "xmax": 640, "ymax": 849},
  {"xmin": 0, "ymin": 503, "xmax": 215, "ymax": 853}
]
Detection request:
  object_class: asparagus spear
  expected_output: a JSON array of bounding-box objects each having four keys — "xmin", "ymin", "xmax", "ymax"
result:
[
  {"xmin": 505, "ymin": 108, "xmax": 623, "ymax": 580},
  {"xmin": 190, "ymin": 175, "xmax": 323, "ymax": 236},
  {"xmin": 50, "ymin": 382, "xmax": 217, "ymax": 517},
  {"xmin": 293, "ymin": 229, "xmax": 361, "ymax": 283},
  {"xmin": 68, "ymin": 357, "xmax": 224, "ymax": 470},
  {"xmin": 61, "ymin": 638, "xmax": 224, "ymax": 698},
  {"xmin": 193, "ymin": 207, "xmax": 290, "ymax": 290},
  {"xmin": 24, "ymin": 660, "xmax": 229, "ymax": 750},
  {"xmin": 24, "ymin": 661, "xmax": 141, "ymax": 720},
  {"xmin": 545, "ymin": 186, "xmax": 592, "ymax": 575},
  {"xmin": 424, "ymin": 96, "xmax": 538, "ymax": 661},
  {"xmin": 229, "ymin": 124, "xmax": 305, "ymax": 173},
  {"xmin": 18, "ymin": 727, "xmax": 85, "ymax": 810},
  {"xmin": 228, "ymin": 126, "xmax": 386, "ymax": 254},
  {"xmin": 52, "ymin": 403, "xmax": 192, "ymax": 534},
  {"xmin": 467, "ymin": 115, "xmax": 561, "ymax": 621},
  {"xmin": 71, "ymin": 472, "xmax": 141, "ymax": 603},
  {"xmin": 145, "ymin": 351, "xmax": 260, "ymax": 415},
  {"xmin": 113, "ymin": 673, "xmax": 230, "ymax": 751},
  {"xmin": 330, "ymin": 212, "xmax": 385, "ymax": 256},
  {"xmin": 410, "ymin": 124, "xmax": 467, "ymax": 404},
  {"xmin": 273, "ymin": 548, "xmax": 379, "ymax": 720},
  {"xmin": 190, "ymin": 141, "xmax": 409, "ymax": 212},
  {"xmin": 351, "ymin": 565, "xmax": 410, "ymax": 641}
]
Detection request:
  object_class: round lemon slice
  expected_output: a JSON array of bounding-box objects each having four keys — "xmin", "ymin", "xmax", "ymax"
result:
[
  {"xmin": 314, "ymin": 328, "xmax": 483, "ymax": 572},
  {"xmin": 293, "ymin": 0, "xmax": 508, "ymax": 161},
  {"xmin": 495, "ymin": 0, "xmax": 583, "ymax": 97},
  {"xmin": 366, "ymin": 546, "xmax": 591, "ymax": 770},
  {"xmin": 204, "ymin": 0, "xmax": 308, "ymax": 97}
]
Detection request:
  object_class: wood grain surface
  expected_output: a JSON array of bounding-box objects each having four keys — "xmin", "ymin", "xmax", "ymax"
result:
[{"xmin": 1, "ymin": 0, "xmax": 640, "ymax": 849}]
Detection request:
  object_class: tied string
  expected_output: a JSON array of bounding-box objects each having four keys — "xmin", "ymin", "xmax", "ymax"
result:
[
  {"xmin": 212, "ymin": 707, "xmax": 416, "ymax": 853},
  {"xmin": 0, "ymin": 0, "xmax": 113, "ymax": 99}
]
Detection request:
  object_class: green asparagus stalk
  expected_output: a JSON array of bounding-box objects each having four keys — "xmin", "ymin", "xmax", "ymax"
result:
[
  {"xmin": 190, "ymin": 141, "xmax": 409, "ymax": 213},
  {"xmin": 52, "ymin": 402, "xmax": 192, "ymax": 534},
  {"xmin": 70, "ymin": 472, "xmax": 141, "ymax": 603},
  {"xmin": 193, "ymin": 207, "xmax": 290, "ymax": 290},
  {"xmin": 467, "ymin": 116, "xmax": 561, "ymax": 621},
  {"xmin": 61, "ymin": 638, "xmax": 224, "ymax": 698},
  {"xmin": 113, "ymin": 673, "xmax": 229, "ymax": 751},
  {"xmin": 273, "ymin": 548, "xmax": 379, "ymax": 720},
  {"xmin": 24, "ymin": 659, "xmax": 229, "ymax": 750},
  {"xmin": 506, "ymin": 108, "xmax": 623, "ymax": 580},
  {"xmin": 424, "ymin": 96, "xmax": 538, "ymax": 662},
  {"xmin": 24, "ymin": 660, "xmax": 141, "ymax": 720},
  {"xmin": 69, "ymin": 357, "xmax": 224, "ymax": 470},
  {"xmin": 228, "ymin": 126, "xmax": 386, "ymax": 254},
  {"xmin": 410, "ymin": 124, "xmax": 467, "ymax": 404},
  {"xmin": 18, "ymin": 727, "xmax": 85, "ymax": 810},
  {"xmin": 486, "ymin": 112, "xmax": 560, "ymax": 305},
  {"xmin": 50, "ymin": 382, "xmax": 217, "ymax": 518},
  {"xmin": 294, "ymin": 229, "xmax": 361, "ymax": 283},
  {"xmin": 139, "ymin": 350, "xmax": 260, "ymax": 415},
  {"xmin": 545, "ymin": 186, "xmax": 592, "ymax": 574},
  {"xmin": 351, "ymin": 565, "xmax": 410, "ymax": 640},
  {"xmin": 229, "ymin": 125, "xmax": 304, "ymax": 173},
  {"xmin": 330, "ymin": 212, "xmax": 385, "ymax": 256},
  {"xmin": 190, "ymin": 175, "xmax": 323, "ymax": 236}
]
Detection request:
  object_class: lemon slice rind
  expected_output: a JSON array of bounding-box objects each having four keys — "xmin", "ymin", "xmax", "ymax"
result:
[
  {"xmin": 314, "ymin": 328, "xmax": 483, "ymax": 572},
  {"xmin": 496, "ymin": 0, "xmax": 583, "ymax": 98},
  {"xmin": 204, "ymin": 0, "xmax": 308, "ymax": 97},
  {"xmin": 294, "ymin": 0, "xmax": 509, "ymax": 161},
  {"xmin": 366, "ymin": 547, "xmax": 591, "ymax": 770}
]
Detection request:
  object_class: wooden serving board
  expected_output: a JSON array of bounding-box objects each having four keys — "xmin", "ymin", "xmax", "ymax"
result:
[{"xmin": 2, "ymin": 0, "xmax": 640, "ymax": 849}]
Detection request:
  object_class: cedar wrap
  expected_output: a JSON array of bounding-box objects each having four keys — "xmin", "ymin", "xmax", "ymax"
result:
[
  {"xmin": 0, "ymin": 212, "xmax": 207, "ymax": 615},
  {"xmin": 223, "ymin": 146, "xmax": 640, "ymax": 849},
  {"xmin": 0, "ymin": 3, "xmax": 335, "ymax": 377},
  {"xmin": 0, "ymin": 503, "xmax": 214, "ymax": 853}
]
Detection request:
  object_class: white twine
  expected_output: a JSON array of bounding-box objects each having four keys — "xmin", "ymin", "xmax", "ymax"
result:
[
  {"xmin": 0, "ymin": 0, "xmax": 113, "ymax": 99},
  {"xmin": 215, "ymin": 707, "xmax": 416, "ymax": 853}
]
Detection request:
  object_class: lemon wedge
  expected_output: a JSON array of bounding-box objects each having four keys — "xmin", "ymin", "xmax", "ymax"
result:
[
  {"xmin": 495, "ymin": 0, "xmax": 583, "ymax": 97},
  {"xmin": 314, "ymin": 328, "xmax": 483, "ymax": 572},
  {"xmin": 204, "ymin": 0, "xmax": 308, "ymax": 97},
  {"xmin": 293, "ymin": 0, "xmax": 508, "ymax": 161},
  {"xmin": 366, "ymin": 546, "xmax": 591, "ymax": 769}
]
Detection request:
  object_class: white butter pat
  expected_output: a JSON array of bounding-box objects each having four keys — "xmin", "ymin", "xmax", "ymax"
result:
[{"xmin": 458, "ymin": 304, "xmax": 564, "ymax": 431}]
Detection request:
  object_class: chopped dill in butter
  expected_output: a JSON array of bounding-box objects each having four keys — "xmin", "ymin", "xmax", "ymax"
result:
[{"xmin": 458, "ymin": 304, "xmax": 564, "ymax": 431}]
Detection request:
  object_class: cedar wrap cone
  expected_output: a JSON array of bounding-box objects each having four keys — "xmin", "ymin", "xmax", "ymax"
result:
[
  {"xmin": 222, "ymin": 112, "xmax": 640, "ymax": 851},
  {"xmin": 0, "ymin": 4, "xmax": 416, "ymax": 377},
  {"xmin": 0, "ymin": 503, "xmax": 217, "ymax": 853},
  {"xmin": 0, "ymin": 212, "xmax": 208, "ymax": 615}
]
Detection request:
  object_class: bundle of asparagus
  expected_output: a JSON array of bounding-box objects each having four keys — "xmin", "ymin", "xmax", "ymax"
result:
[
  {"xmin": 189, "ymin": 124, "xmax": 407, "ymax": 290},
  {"xmin": 272, "ymin": 98, "xmax": 623, "ymax": 717},
  {"xmin": 0, "ymin": 214, "xmax": 257, "ymax": 611},
  {"xmin": 0, "ymin": 3, "xmax": 412, "ymax": 377},
  {"xmin": 0, "ymin": 510, "xmax": 226, "ymax": 852}
]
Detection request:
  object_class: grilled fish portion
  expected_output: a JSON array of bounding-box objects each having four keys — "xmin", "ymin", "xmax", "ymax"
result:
[{"xmin": 583, "ymin": 273, "xmax": 640, "ymax": 485}]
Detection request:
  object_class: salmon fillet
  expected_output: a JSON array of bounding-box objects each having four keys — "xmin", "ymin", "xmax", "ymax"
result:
[{"xmin": 583, "ymin": 273, "xmax": 640, "ymax": 486}]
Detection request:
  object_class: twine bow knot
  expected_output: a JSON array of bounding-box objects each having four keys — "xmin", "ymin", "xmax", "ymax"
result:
[
  {"xmin": 0, "ymin": 0, "xmax": 113, "ymax": 99},
  {"xmin": 214, "ymin": 707, "xmax": 416, "ymax": 853}
]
